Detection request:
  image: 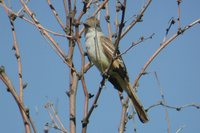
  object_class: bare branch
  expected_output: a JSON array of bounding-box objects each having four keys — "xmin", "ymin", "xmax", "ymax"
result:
[
  {"xmin": 118, "ymin": 33, "xmax": 155, "ymax": 57},
  {"xmin": 47, "ymin": 0, "xmax": 66, "ymax": 31},
  {"xmin": 133, "ymin": 18, "xmax": 200, "ymax": 90},
  {"xmin": 81, "ymin": 75, "xmax": 105, "ymax": 129},
  {"xmin": 146, "ymin": 101, "xmax": 200, "ymax": 111},
  {"xmin": 118, "ymin": 97, "xmax": 129, "ymax": 133},
  {"xmin": 92, "ymin": 0, "xmax": 109, "ymax": 17},
  {"xmin": 45, "ymin": 102, "xmax": 69, "ymax": 133},
  {"xmin": 1, "ymin": 3, "xmax": 71, "ymax": 38},
  {"xmin": 8, "ymin": 11, "xmax": 24, "ymax": 103},
  {"xmin": 81, "ymin": 76, "xmax": 89, "ymax": 133},
  {"xmin": 154, "ymin": 72, "xmax": 170, "ymax": 133},
  {"xmin": 0, "ymin": 66, "xmax": 37, "ymax": 133},
  {"xmin": 177, "ymin": 0, "xmax": 182, "ymax": 30},
  {"xmin": 74, "ymin": 17, "xmax": 90, "ymax": 133},
  {"xmin": 105, "ymin": 2, "xmax": 112, "ymax": 40},
  {"xmin": 68, "ymin": 71, "xmax": 79, "ymax": 133},
  {"xmin": 7, "ymin": 12, "xmax": 32, "ymax": 133},
  {"xmin": 77, "ymin": 0, "xmax": 93, "ymax": 22},
  {"xmin": 19, "ymin": 0, "xmax": 76, "ymax": 73},
  {"xmin": 114, "ymin": 0, "xmax": 126, "ymax": 47},
  {"xmin": 121, "ymin": 0, "xmax": 152, "ymax": 39},
  {"xmin": 63, "ymin": 0, "xmax": 68, "ymax": 25}
]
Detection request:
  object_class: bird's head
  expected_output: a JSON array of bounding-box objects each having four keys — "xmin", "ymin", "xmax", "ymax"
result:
[{"xmin": 83, "ymin": 17, "xmax": 101, "ymax": 32}]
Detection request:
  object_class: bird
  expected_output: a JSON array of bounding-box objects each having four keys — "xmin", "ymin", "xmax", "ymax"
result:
[{"xmin": 83, "ymin": 17, "xmax": 149, "ymax": 123}]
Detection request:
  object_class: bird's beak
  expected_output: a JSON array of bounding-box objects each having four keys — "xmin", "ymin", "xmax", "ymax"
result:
[{"xmin": 83, "ymin": 22, "xmax": 89, "ymax": 27}]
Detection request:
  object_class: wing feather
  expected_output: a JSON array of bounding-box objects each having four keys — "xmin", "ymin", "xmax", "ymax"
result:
[{"xmin": 100, "ymin": 36, "xmax": 129, "ymax": 82}]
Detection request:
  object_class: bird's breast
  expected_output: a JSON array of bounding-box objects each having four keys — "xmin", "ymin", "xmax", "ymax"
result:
[{"xmin": 85, "ymin": 31, "xmax": 110, "ymax": 73}]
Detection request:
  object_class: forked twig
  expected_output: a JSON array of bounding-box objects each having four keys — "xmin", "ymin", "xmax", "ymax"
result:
[{"xmin": 45, "ymin": 102, "xmax": 68, "ymax": 133}]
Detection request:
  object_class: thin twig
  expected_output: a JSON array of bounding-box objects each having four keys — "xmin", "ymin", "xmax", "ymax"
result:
[
  {"xmin": 96, "ymin": 1, "xmax": 101, "ymax": 20},
  {"xmin": 45, "ymin": 102, "xmax": 68, "ymax": 133},
  {"xmin": 162, "ymin": 18, "xmax": 176, "ymax": 43},
  {"xmin": 83, "ymin": 62, "xmax": 93, "ymax": 74},
  {"xmin": 45, "ymin": 123, "xmax": 67, "ymax": 133},
  {"xmin": 114, "ymin": 0, "xmax": 126, "ymax": 47},
  {"xmin": 175, "ymin": 125, "xmax": 186, "ymax": 133},
  {"xmin": 177, "ymin": 0, "xmax": 182, "ymax": 30},
  {"xmin": 63, "ymin": 0, "xmax": 68, "ymax": 25},
  {"xmin": 118, "ymin": 97, "xmax": 129, "ymax": 133},
  {"xmin": 133, "ymin": 18, "xmax": 200, "ymax": 90},
  {"xmin": 105, "ymin": 2, "xmax": 112, "ymax": 40},
  {"xmin": 77, "ymin": 0, "xmax": 93, "ymax": 22},
  {"xmin": 118, "ymin": 33, "xmax": 154, "ymax": 57},
  {"xmin": 47, "ymin": 0, "xmax": 65, "ymax": 31},
  {"xmin": 8, "ymin": 12, "xmax": 32, "ymax": 133},
  {"xmin": 47, "ymin": 0, "xmax": 66, "ymax": 31},
  {"xmin": 81, "ymin": 76, "xmax": 89, "ymax": 133},
  {"xmin": 146, "ymin": 101, "xmax": 200, "ymax": 111},
  {"xmin": 8, "ymin": 11, "xmax": 24, "ymax": 104},
  {"xmin": 45, "ymin": 103, "xmax": 60, "ymax": 130},
  {"xmin": 74, "ymin": 18, "xmax": 90, "ymax": 133},
  {"xmin": 154, "ymin": 72, "xmax": 170, "ymax": 133},
  {"xmin": 92, "ymin": 0, "xmax": 109, "ymax": 17},
  {"xmin": 1, "ymin": 3, "xmax": 71, "ymax": 38},
  {"xmin": 114, "ymin": 1, "xmax": 119, "ymax": 38},
  {"xmin": 120, "ymin": 0, "xmax": 152, "ymax": 39},
  {"xmin": 81, "ymin": 76, "xmax": 105, "ymax": 128},
  {"xmin": 0, "ymin": 67, "xmax": 37, "ymax": 133},
  {"xmin": 19, "ymin": 0, "xmax": 76, "ymax": 72},
  {"xmin": 51, "ymin": 105, "xmax": 67, "ymax": 132}
]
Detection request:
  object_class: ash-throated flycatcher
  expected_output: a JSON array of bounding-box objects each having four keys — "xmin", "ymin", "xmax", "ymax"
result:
[{"xmin": 83, "ymin": 17, "xmax": 149, "ymax": 123}]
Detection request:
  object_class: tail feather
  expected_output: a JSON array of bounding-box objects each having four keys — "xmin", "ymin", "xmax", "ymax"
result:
[{"xmin": 127, "ymin": 83, "xmax": 149, "ymax": 123}]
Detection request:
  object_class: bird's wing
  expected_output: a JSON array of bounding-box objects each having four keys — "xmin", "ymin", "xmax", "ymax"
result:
[
  {"xmin": 100, "ymin": 37, "xmax": 149, "ymax": 123},
  {"xmin": 100, "ymin": 36, "xmax": 129, "ymax": 87},
  {"xmin": 99, "ymin": 36, "xmax": 116, "ymax": 59}
]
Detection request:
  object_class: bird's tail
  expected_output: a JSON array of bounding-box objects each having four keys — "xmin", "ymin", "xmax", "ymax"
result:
[{"xmin": 127, "ymin": 83, "xmax": 149, "ymax": 123}]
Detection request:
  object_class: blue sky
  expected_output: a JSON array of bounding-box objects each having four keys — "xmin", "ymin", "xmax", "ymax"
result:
[{"xmin": 0, "ymin": 1, "xmax": 200, "ymax": 133}]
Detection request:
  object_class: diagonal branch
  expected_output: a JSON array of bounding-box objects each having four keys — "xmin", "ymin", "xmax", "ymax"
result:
[
  {"xmin": 133, "ymin": 18, "xmax": 200, "ymax": 90},
  {"xmin": 47, "ymin": 0, "xmax": 66, "ymax": 31},
  {"xmin": 7, "ymin": 12, "xmax": 31, "ymax": 133},
  {"xmin": 19, "ymin": 0, "xmax": 76, "ymax": 72},
  {"xmin": 120, "ymin": 0, "xmax": 152, "ymax": 39},
  {"xmin": 82, "ymin": 0, "xmax": 127, "ymax": 132},
  {"xmin": 0, "ymin": 66, "xmax": 37, "ymax": 133},
  {"xmin": 81, "ymin": 76, "xmax": 105, "ymax": 129}
]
